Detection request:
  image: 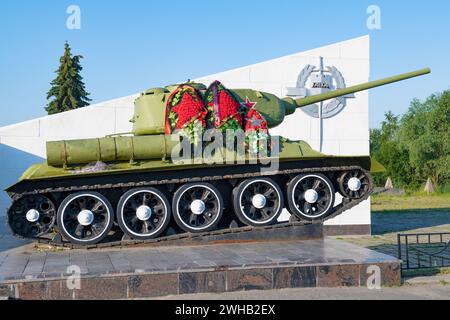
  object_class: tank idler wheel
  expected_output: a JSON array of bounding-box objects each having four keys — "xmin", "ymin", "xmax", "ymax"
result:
[
  {"xmin": 233, "ymin": 178, "xmax": 284, "ymax": 227},
  {"xmin": 287, "ymin": 174, "xmax": 335, "ymax": 221},
  {"xmin": 7, "ymin": 195, "xmax": 56, "ymax": 238},
  {"xmin": 338, "ymin": 170, "xmax": 371, "ymax": 199},
  {"xmin": 117, "ymin": 188, "xmax": 171, "ymax": 240},
  {"xmin": 57, "ymin": 192, "xmax": 114, "ymax": 245},
  {"xmin": 172, "ymin": 183, "xmax": 223, "ymax": 233}
]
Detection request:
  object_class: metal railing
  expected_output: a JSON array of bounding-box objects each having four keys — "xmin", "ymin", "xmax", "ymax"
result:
[{"xmin": 398, "ymin": 233, "xmax": 450, "ymax": 271}]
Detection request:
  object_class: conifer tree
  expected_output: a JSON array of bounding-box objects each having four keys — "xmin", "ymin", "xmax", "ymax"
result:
[{"xmin": 46, "ymin": 42, "xmax": 91, "ymax": 114}]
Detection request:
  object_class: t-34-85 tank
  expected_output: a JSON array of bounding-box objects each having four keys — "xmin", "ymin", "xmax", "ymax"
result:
[{"xmin": 5, "ymin": 68, "xmax": 430, "ymax": 246}]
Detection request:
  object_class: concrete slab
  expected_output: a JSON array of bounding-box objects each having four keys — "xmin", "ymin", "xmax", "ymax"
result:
[{"xmin": 0, "ymin": 238, "xmax": 401, "ymax": 300}]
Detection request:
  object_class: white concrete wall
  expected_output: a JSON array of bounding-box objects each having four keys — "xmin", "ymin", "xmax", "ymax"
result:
[{"xmin": 0, "ymin": 36, "xmax": 371, "ymax": 230}]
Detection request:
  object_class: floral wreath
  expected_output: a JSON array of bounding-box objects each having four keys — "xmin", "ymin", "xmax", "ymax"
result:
[
  {"xmin": 165, "ymin": 85, "xmax": 208, "ymax": 144},
  {"xmin": 165, "ymin": 81, "xmax": 271, "ymax": 154},
  {"xmin": 205, "ymin": 81, "xmax": 243, "ymax": 132}
]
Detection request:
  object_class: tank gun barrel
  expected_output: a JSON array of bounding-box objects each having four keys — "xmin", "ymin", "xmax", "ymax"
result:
[{"xmin": 293, "ymin": 68, "xmax": 431, "ymax": 108}]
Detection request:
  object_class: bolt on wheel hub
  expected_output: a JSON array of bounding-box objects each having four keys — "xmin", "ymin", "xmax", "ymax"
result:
[
  {"xmin": 304, "ymin": 189, "xmax": 319, "ymax": 204},
  {"xmin": 77, "ymin": 210, "xmax": 94, "ymax": 226},
  {"xmin": 190, "ymin": 200, "xmax": 206, "ymax": 215},
  {"xmin": 251, "ymin": 194, "xmax": 267, "ymax": 209},
  {"xmin": 136, "ymin": 205, "xmax": 152, "ymax": 221},
  {"xmin": 26, "ymin": 209, "xmax": 40, "ymax": 223},
  {"xmin": 348, "ymin": 177, "xmax": 362, "ymax": 192}
]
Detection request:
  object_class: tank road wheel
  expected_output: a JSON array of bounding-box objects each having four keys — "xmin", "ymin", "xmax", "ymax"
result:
[
  {"xmin": 287, "ymin": 174, "xmax": 336, "ymax": 221},
  {"xmin": 173, "ymin": 183, "xmax": 223, "ymax": 233},
  {"xmin": 7, "ymin": 195, "xmax": 56, "ymax": 238},
  {"xmin": 233, "ymin": 178, "xmax": 284, "ymax": 227},
  {"xmin": 57, "ymin": 192, "xmax": 114, "ymax": 245},
  {"xmin": 117, "ymin": 188, "xmax": 171, "ymax": 240},
  {"xmin": 338, "ymin": 170, "xmax": 371, "ymax": 199}
]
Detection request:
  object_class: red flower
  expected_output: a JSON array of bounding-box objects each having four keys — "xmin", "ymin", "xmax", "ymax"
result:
[
  {"xmin": 172, "ymin": 93, "xmax": 206, "ymax": 129},
  {"xmin": 218, "ymin": 90, "xmax": 242, "ymax": 125},
  {"xmin": 245, "ymin": 108, "xmax": 268, "ymax": 133}
]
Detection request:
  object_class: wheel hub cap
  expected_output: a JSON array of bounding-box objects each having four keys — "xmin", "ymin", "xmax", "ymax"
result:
[
  {"xmin": 136, "ymin": 205, "xmax": 152, "ymax": 221},
  {"xmin": 304, "ymin": 189, "xmax": 319, "ymax": 204},
  {"xmin": 252, "ymin": 194, "xmax": 267, "ymax": 209},
  {"xmin": 26, "ymin": 209, "xmax": 40, "ymax": 223},
  {"xmin": 190, "ymin": 200, "xmax": 206, "ymax": 215},
  {"xmin": 348, "ymin": 177, "xmax": 362, "ymax": 192},
  {"xmin": 77, "ymin": 210, "xmax": 94, "ymax": 226}
]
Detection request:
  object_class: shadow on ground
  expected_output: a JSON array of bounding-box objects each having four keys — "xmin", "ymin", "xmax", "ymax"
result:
[{"xmin": 372, "ymin": 209, "xmax": 450, "ymax": 235}]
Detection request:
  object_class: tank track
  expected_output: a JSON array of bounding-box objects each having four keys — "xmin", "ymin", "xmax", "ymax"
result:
[{"xmin": 6, "ymin": 165, "xmax": 374, "ymax": 250}]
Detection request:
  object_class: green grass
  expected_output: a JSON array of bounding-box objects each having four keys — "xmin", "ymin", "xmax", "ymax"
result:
[
  {"xmin": 372, "ymin": 193, "xmax": 450, "ymax": 212},
  {"xmin": 402, "ymin": 267, "xmax": 450, "ymax": 278}
]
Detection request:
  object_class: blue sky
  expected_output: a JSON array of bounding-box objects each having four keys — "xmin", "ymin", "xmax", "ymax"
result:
[{"xmin": 0, "ymin": 0, "xmax": 448, "ymax": 128}]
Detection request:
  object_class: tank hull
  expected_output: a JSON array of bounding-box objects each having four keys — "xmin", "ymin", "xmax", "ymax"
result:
[
  {"xmin": 6, "ymin": 155, "xmax": 375, "ymax": 247},
  {"xmin": 4, "ymin": 67, "xmax": 431, "ymax": 247},
  {"xmin": 6, "ymin": 155, "xmax": 375, "ymax": 195}
]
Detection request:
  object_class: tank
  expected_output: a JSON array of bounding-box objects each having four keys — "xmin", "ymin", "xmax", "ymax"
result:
[{"xmin": 5, "ymin": 68, "xmax": 430, "ymax": 246}]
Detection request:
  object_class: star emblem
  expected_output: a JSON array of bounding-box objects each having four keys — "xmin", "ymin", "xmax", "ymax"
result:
[
  {"xmin": 242, "ymin": 97, "xmax": 257, "ymax": 109},
  {"xmin": 248, "ymin": 118, "xmax": 264, "ymax": 127}
]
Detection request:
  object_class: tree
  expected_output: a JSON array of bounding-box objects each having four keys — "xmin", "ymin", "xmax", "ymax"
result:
[
  {"xmin": 370, "ymin": 112, "xmax": 416, "ymax": 188},
  {"xmin": 370, "ymin": 90, "xmax": 450, "ymax": 189},
  {"xmin": 45, "ymin": 42, "xmax": 91, "ymax": 115},
  {"xmin": 398, "ymin": 91, "xmax": 450, "ymax": 186}
]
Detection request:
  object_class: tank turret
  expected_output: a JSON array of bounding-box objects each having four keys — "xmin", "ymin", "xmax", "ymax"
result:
[
  {"xmin": 131, "ymin": 68, "xmax": 430, "ymax": 135},
  {"xmin": 46, "ymin": 68, "xmax": 431, "ymax": 167}
]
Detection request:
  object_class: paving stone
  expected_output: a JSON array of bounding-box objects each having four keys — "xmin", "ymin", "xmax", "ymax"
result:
[
  {"xmin": 15, "ymin": 280, "xmax": 71, "ymax": 300},
  {"xmin": 273, "ymin": 266, "xmax": 317, "ymax": 289},
  {"xmin": 0, "ymin": 284, "xmax": 13, "ymax": 298},
  {"xmin": 17, "ymin": 281, "xmax": 49, "ymax": 300},
  {"xmin": 179, "ymin": 271, "xmax": 226, "ymax": 294},
  {"xmin": 317, "ymin": 264, "xmax": 360, "ymax": 288},
  {"xmin": 0, "ymin": 253, "xmax": 9, "ymax": 267},
  {"xmin": 75, "ymin": 276, "xmax": 128, "ymax": 300},
  {"xmin": 48, "ymin": 280, "xmax": 74, "ymax": 300},
  {"xmin": 42, "ymin": 261, "xmax": 77, "ymax": 278},
  {"xmin": 23, "ymin": 254, "xmax": 47, "ymax": 275},
  {"xmin": 0, "ymin": 255, "xmax": 29, "ymax": 276},
  {"xmin": 227, "ymin": 268, "xmax": 273, "ymax": 291},
  {"xmin": 359, "ymin": 262, "xmax": 401, "ymax": 287},
  {"xmin": 86, "ymin": 253, "xmax": 114, "ymax": 274},
  {"xmin": 192, "ymin": 259, "xmax": 218, "ymax": 268},
  {"xmin": 69, "ymin": 253, "xmax": 87, "ymax": 265},
  {"xmin": 108, "ymin": 252, "xmax": 132, "ymax": 273},
  {"xmin": 128, "ymin": 273, "xmax": 178, "ymax": 298}
]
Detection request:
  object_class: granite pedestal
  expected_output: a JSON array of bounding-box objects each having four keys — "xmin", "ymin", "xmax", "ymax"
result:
[{"xmin": 0, "ymin": 238, "xmax": 401, "ymax": 300}]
